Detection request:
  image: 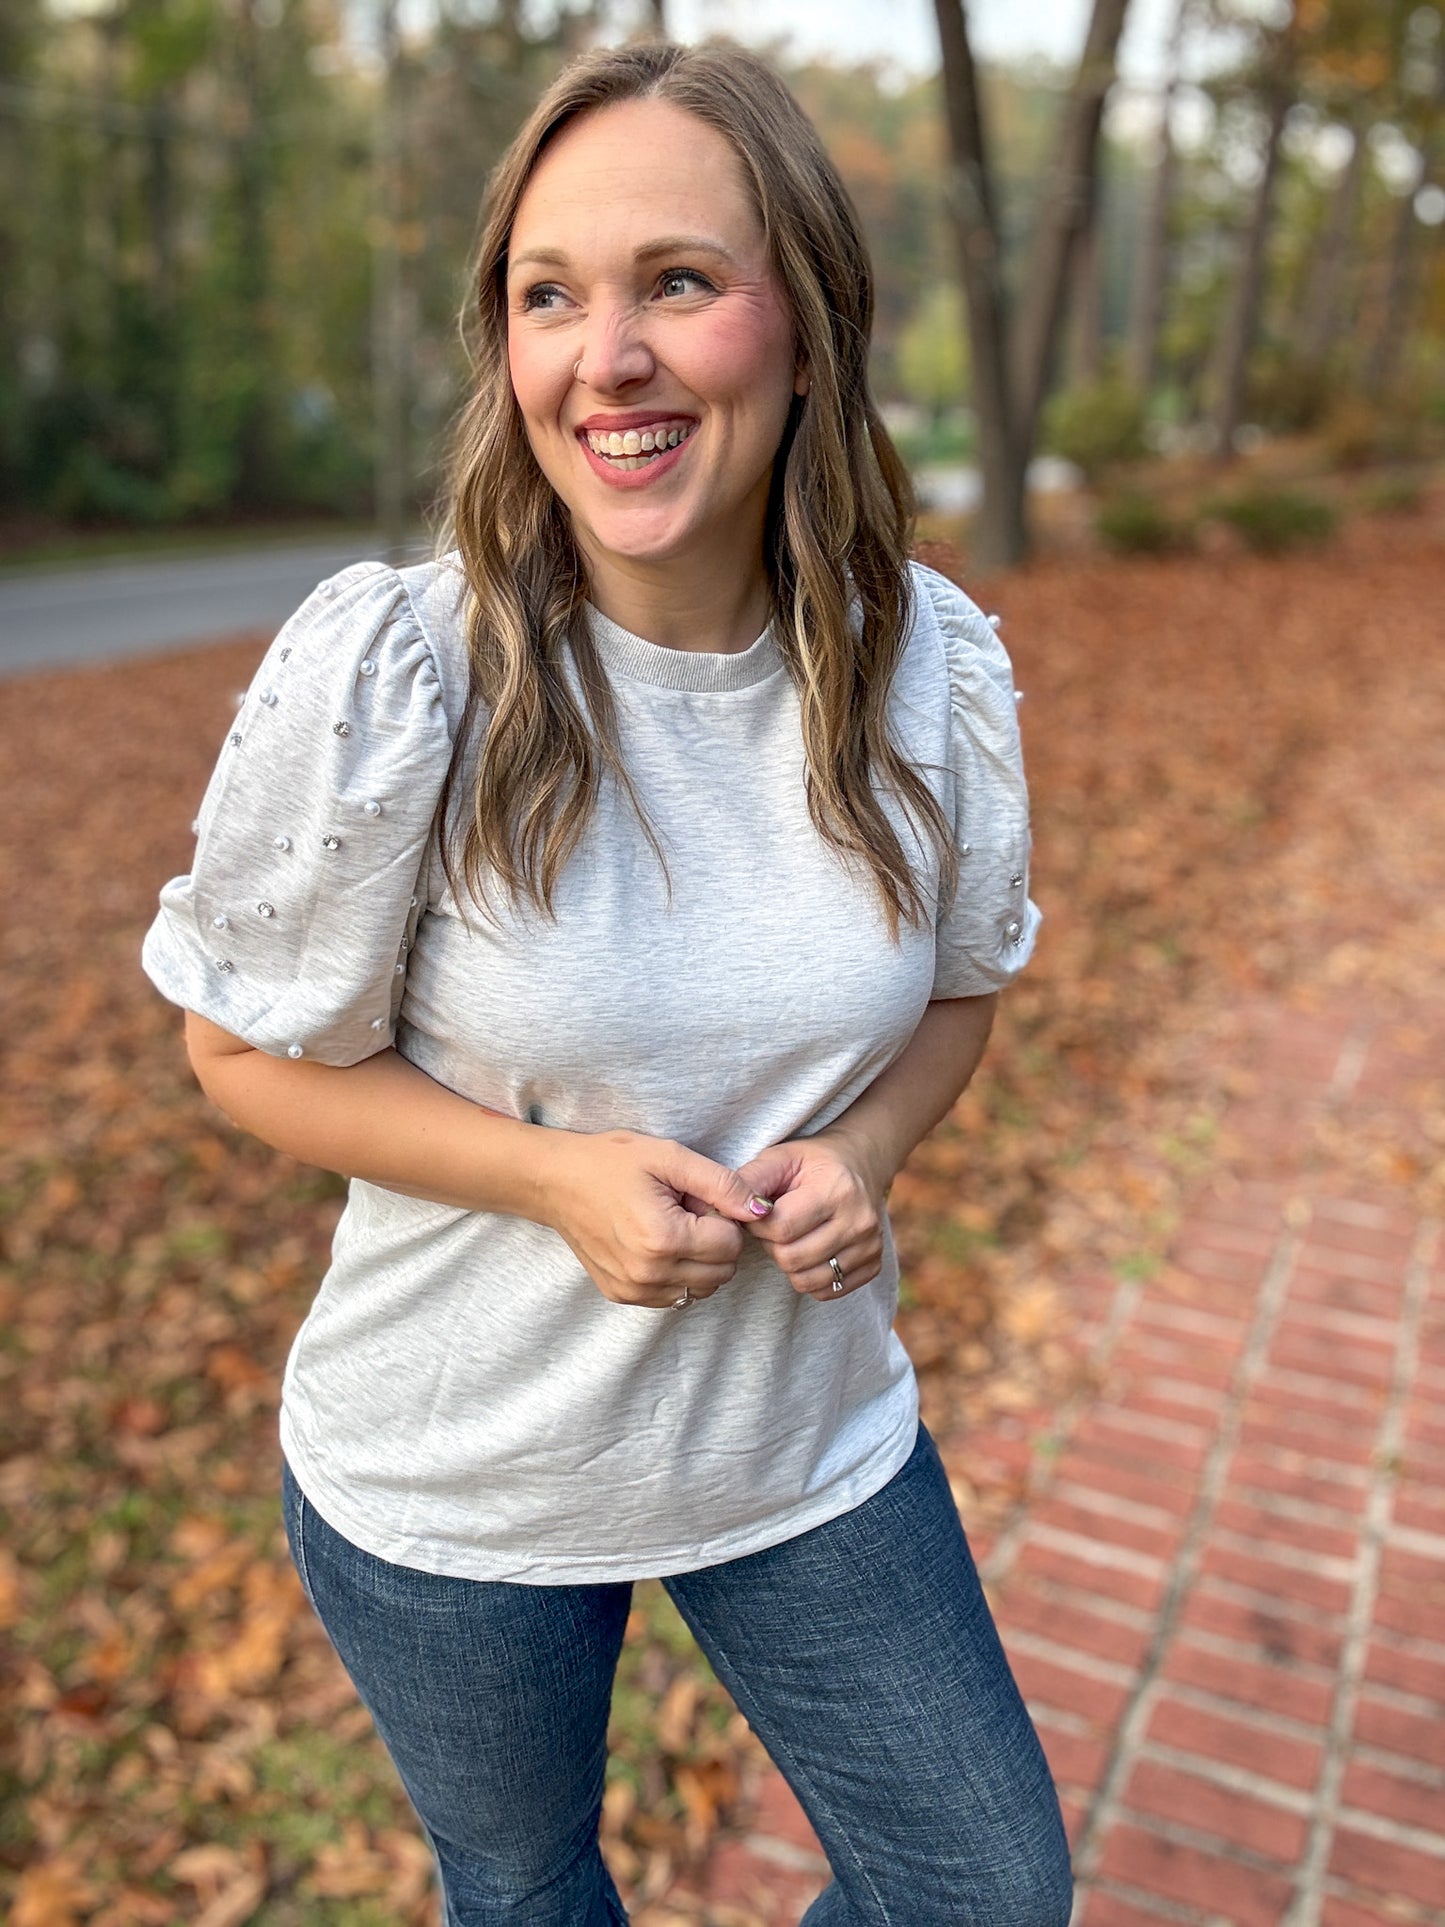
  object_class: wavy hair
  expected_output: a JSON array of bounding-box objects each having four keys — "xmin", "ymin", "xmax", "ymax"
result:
[{"xmin": 440, "ymin": 39, "xmax": 955, "ymax": 937}]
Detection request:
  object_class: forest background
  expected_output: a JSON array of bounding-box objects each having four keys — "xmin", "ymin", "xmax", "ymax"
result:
[{"xmin": 3, "ymin": 0, "xmax": 1443, "ymax": 558}]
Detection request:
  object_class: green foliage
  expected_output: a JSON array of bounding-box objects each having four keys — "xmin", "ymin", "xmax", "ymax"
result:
[
  {"xmin": 1094, "ymin": 490, "xmax": 1188, "ymax": 554},
  {"xmin": 1206, "ymin": 488, "xmax": 1338, "ymax": 553},
  {"xmin": 1247, "ymin": 346, "xmax": 1335, "ymax": 435},
  {"xmin": 1360, "ymin": 471, "xmax": 1423, "ymax": 514},
  {"xmin": 896, "ymin": 284, "xmax": 969, "ymax": 422},
  {"xmin": 1042, "ymin": 379, "xmax": 1147, "ymax": 480}
]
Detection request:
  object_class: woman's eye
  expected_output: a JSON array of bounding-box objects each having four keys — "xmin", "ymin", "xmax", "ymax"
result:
[
  {"xmin": 657, "ymin": 269, "xmax": 713, "ymax": 299},
  {"xmin": 520, "ymin": 283, "xmax": 567, "ymax": 312}
]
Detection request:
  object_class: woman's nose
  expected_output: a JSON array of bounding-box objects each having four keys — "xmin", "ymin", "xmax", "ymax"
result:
[{"xmin": 578, "ymin": 303, "xmax": 655, "ymax": 392}]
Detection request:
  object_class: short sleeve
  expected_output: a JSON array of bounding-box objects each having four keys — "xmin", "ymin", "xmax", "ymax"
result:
[
  {"xmin": 918, "ymin": 567, "xmax": 1042, "ymax": 999},
  {"xmin": 141, "ymin": 560, "xmax": 454, "ymax": 1065}
]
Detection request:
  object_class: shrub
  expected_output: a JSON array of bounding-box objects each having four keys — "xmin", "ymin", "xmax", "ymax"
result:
[
  {"xmin": 1361, "ymin": 471, "xmax": 1423, "ymax": 515},
  {"xmin": 1095, "ymin": 491, "xmax": 1187, "ymax": 555},
  {"xmin": 1043, "ymin": 379, "xmax": 1147, "ymax": 480},
  {"xmin": 1207, "ymin": 488, "xmax": 1338, "ymax": 554}
]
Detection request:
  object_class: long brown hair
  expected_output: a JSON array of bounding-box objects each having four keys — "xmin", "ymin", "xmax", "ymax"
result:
[{"xmin": 440, "ymin": 40, "xmax": 955, "ymax": 937}]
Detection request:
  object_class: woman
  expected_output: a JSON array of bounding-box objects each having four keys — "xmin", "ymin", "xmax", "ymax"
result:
[{"xmin": 143, "ymin": 39, "xmax": 1068, "ymax": 1927}]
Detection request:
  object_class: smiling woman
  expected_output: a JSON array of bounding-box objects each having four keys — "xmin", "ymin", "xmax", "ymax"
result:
[{"xmin": 140, "ymin": 38, "xmax": 1065, "ymax": 1927}]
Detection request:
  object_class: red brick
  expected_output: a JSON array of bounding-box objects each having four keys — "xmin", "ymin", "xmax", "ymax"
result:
[
  {"xmin": 1239, "ymin": 1409, "xmax": 1377, "ymax": 1467},
  {"xmin": 1034, "ymin": 1717, "xmax": 1113, "ymax": 1792},
  {"xmin": 1165, "ymin": 1244, "xmax": 1269, "ymax": 1285},
  {"xmin": 1363, "ymin": 1636, "xmax": 1445, "ymax": 1704},
  {"xmin": 1214, "ymin": 1495, "xmax": 1360, "ymax": 1560},
  {"xmin": 1060, "ymin": 1794, "xmax": 1089, "ymax": 1849},
  {"xmin": 1321, "ymin": 1900, "xmax": 1423, "ymax": 1927},
  {"xmin": 1303, "ymin": 1220, "xmax": 1417, "ymax": 1262},
  {"xmin": 1098, "ymin": 1823, "xmax": 1293, "ymax": 1925},
  {"xmin": 1076, "ymin": 1892, "xmax": 1177, "ymax": 1927},
  {"xmin": 1029, "ymin": 1495, "xmax": 1183, "ymax": 1562},
  {"xmin": 750, "ymin": 1772, "xmax": 820, "ymax": 1855},
  {"xmin": 1199, "ymin": 1542, "xmax": 1355, "ymax": 1616},
  {"xmin": 1329, "ymin": 1826, "xmax": 1445, "ymax": 1910},
  {"xmin": 1292, "ymin": 1244, "xmax": 1410, "ymax": 1285},
  {"xmin": 1163, "ymin": 1636, "xmax": 1334, "ymax": 1726},
  {"xmin": 703, "ymin": 1840, "xmax": 824, "ymax": 1922},
  {"xmin": 1054, "ymin": 1459, "xmax": 1196, "ymax": 1519},
  {"xmin": 996, "ymin": 1582, "xmax": 1153, "ymax": 1670},
  {"xmin": 1379, "ymin": 1544, "xmax": 1445, "ymax": 1596},
  {"xmin": 1290, "ymin": 1267, "xmax": 1405, "ymax": 1319},
  {"xmin": 1009, "ymin": 1647, "xmax": 1132, "ymax": 1730},
  {"xmin": 1104, "ymin": 1387, "xmax": 1228, "ymax": 1431},
  {"xmin": 1146, "ymin": 1695, "xmax": 1324, "ymax": 1790},
  {"xmin": 1404, "ymin": 1406, "xmax": 1445, "ymax": 1450},
  {"xmin": 1179, "ymin": 1589, "xmax": 1345, "ymax": 1668},
  {"xmin": 1126, "ymin": 1756, "xmax": 1311, "ymax": 1864},
  {"xmin": 1248, "ymin": 1368, "xmax": 1382, "ymax": 1420},
  {"xmin": 1341, "ymin": 1757, "xmax": 1445, "ymax": 1835},
  {"xmin": 1266, "ymin": 1330, "xmax": 1394, "ymax": 1387},
  {"xmin": 1015, "ymin": 1540, "xmax": 1167, "ymax": 1614},
  {"xmin": 1065, "ymin": 1432, "xmax": 1202, "ymax": 1496},
  {"xmin": 1075, "ymin": 1414, "xmax": 1211, "ymax": 1473},
  {"xmin": 1226, "ymin": 1449, "xmax": 1368, "ymax": 1515},
  {"xmin": 1372, "ymin": 1588, "xmax": 1445, "ymax": 1643},
  {"xmin": 1351, "ymin": 1693, "xmax": 1445, "ymax": 1769}
]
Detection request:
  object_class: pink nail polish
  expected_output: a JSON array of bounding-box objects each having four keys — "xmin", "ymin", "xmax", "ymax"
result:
[{"xmin": 748, "ymin": 1195, "xmax": 773, "ymax": 1217}]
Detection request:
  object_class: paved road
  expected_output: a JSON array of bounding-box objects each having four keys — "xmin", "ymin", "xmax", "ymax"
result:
[{"xmin": 0, "ymin": 536, "xmax": 426, "ymax": 679}]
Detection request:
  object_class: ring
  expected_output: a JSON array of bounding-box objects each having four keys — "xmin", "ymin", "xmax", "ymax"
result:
[
  {"xmin": 828, "ymin": 1258, "xmax": 845, "ymax": 1296},
  {"xmin": 573, "ymin": 358, "xmax": 583, "ymax": 380},
  {"xmin": 671, "ymin": 1289, "xmax": 694, "ymax": 1310}
]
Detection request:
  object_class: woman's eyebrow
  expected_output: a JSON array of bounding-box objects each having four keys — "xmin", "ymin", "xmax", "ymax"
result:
[{"xmin": 508, "ymin": 236, "xmax": 738, "ymax": 275}]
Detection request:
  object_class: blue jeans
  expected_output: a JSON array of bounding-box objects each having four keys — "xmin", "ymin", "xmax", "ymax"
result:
[{"xmin": 281, "ymin": 1425, "xmax": 1071, "ymax": 1925}]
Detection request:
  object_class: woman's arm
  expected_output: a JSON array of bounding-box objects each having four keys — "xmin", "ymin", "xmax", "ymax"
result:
[
  {"xmin": 735, "ymin": 993, "xmax": 997, "ymax": 1300},
  {"xmin": 184, "ymin": 1012, "xmax": 770, "ymax": 1306}
]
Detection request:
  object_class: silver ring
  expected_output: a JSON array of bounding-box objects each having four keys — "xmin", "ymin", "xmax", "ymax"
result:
[
  {"xmin": 573, "ymin": 358, "xmax": 583, "ymax": 380},
  {"xmin": 671, "ymin": 1288, "xmax": 694, "ymax": 1310},
  {"xmin": 828, "ymin": 1258, "xmax": 845, "ymax": 1295}
]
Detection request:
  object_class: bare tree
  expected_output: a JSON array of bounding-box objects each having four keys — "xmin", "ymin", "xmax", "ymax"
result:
[
  {"xmin": 932, "ymin": 0, "xmax": 1132, "ymax": 568},
  {"xmin": 1296, "ymin": 117, "xmax": 1366, "ymax": 371},
  {"xmin": 1210, "ymin": 30, "xmax": 1295, "ymax": 459},
  {"xmin": 1125, "ymin": 0, "xmax": 1190, "ymax": 395},
  {"xmin": 1363, "ymin": 50, "xmax": 1445, "ymax": 398}
]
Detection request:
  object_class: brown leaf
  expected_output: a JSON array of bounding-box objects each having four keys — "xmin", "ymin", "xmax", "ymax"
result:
[{"xmin": 9, "ymin": 1864, "xmax": 94, "ymax": 1927}]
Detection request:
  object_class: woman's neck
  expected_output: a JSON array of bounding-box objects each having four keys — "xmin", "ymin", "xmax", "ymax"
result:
[{"xmin": 578, "ymin": 545, "xmax": 773, "ymax": 656}]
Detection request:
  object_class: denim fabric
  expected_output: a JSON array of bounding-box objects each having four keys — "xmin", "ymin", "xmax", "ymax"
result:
[{"xmin": 282, "ymin": 1424, "xmax": 1071, "ymax": 1925}]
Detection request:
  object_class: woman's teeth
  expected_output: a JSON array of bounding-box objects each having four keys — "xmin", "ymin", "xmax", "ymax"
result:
[{"xmin": 584, "ymin": 422, "xmax": 694, "ymax": 469}]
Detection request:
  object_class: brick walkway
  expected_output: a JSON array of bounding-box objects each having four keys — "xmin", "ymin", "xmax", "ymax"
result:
[{"xmin": 693, "ymin": 1001, "xmax": 1445, "ymax": 1927}]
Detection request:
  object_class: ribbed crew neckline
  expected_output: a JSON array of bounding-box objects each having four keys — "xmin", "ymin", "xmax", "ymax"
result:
[{"xmin": 585, "ymin": 604, "xmax": 784, "ymax": 693}]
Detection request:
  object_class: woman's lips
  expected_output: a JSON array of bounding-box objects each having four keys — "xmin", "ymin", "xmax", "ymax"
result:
[{"xmin": 575, "ymin": 421, "xmax": 696, "ymax": 489}]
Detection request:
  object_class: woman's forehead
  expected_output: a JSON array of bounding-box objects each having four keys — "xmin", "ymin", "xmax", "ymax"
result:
[{"xmin": 512, "ymin": 100, "xmax": 762, "ymax": 255}]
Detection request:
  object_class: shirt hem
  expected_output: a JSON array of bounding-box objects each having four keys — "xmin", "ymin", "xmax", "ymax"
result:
[{"xmin": 277, "ymin": 1388, "xmax": 920, "ymax": 1585}]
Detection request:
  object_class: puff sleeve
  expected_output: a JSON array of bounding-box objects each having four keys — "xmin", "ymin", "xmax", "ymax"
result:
[
  {"xmin": 141, "ymin": 560, "xmax": 454, "ymax": 1065},
  {"xmin": 921, "ymin": 569, "xmax": 1042, "ymax": 999}
]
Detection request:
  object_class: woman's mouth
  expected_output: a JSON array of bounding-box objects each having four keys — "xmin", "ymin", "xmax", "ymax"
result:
[{"xmin": 580, "ymin": 418, "xmax": 697, "ymax": 472}]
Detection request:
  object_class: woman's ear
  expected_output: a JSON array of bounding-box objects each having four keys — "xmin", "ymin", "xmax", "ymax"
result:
[{"xmin": 794, "ymin": 367, "xmax": 811, "ymax": 397}]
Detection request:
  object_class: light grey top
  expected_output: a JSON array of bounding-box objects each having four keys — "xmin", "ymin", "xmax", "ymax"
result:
[{"xmin": 142, "ymin": 555, "xmax": 1040, "ymax": 1582}]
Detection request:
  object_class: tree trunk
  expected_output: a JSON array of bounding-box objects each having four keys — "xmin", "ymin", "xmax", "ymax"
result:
[
  {"xmin": 1362, "ymin": 59, "xmax": 1443, "ymax": 399},
  {"xmin": 372, "ymin": 0, "xmax": 409, "ymax": 559},
  {"xmin": 1297, "ymin": 120, "xmax": 1365, "ymax": 370},
  {"xmin": 932, "ymin": 0, "xmax": 1025, "ymax": 569},
  {"xmin": 233, "ymin": 0, "xmax": 271, "ymax": 504},
  {"xmin": 1125, "ymin": 0, "xmax": 1188, "ymax": 396},
  {"xmin": 1068, "ymin": 184, "xmax": 1105, "ymax": 387},
  {"xmin": 1010, "ymin": 0, "xmax": 1131, "ymax": 462},
  {"xmin": 1211, "ymin": 66, "xmax": 1291, "ymax": 460},
  {"xmin": 647, "ymin": 0, "xmax": 667, "ymax": 32}
]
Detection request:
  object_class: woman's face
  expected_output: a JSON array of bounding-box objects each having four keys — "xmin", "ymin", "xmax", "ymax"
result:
[{"xmin": 506, "ymin": 99, "xmax": 806, "ymax": 583}]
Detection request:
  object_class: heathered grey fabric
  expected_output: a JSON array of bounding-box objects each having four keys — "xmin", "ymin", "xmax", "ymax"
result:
[{"xmin": 142, "ymin": 555, "xmax": 1040, "ymax": 1581}]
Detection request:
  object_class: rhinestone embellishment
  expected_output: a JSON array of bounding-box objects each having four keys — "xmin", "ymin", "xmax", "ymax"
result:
[
  {"xmin": 287, "ymin": 1043, "xmax": 304, "ymax": 1058},
  {"xmin": 987, "ymin": 614, "xmax": 1001, "ymax": 630},
  {"xmin": 1005, "ymin": 918, "xmax": 1023, "ymax": 943},
  {"xmin": 259, "ymin": 688, "xmax": 278, "ymax": 707},
  {"xmin": 363, "ymin": 798, "xmax": 382, "ymax": 816},
  {"xmin": 257, "ymin": 901, "xmax": 275, "ymax": 918},
  {"xmin": 230, "ymin": 732, "xmax": 243, "ymax": 747},
  {"xmin": 358, "ymin": 659, "xmax": 377, "ymax": 678},
  {"xmin": 1010, "ymin": 873, "xmax": 1024, "ymax": 888},
  {"xmin": 279, "ymin": 646, "xmax": 291, "ymax": 661},
  {"xmin": 333, "ymin": 720, "xmax": 351, "ymax": 737},
  {"xmin": 274, "ymin": 835, "xmax": 291, "ymax": 852},
  {"xmin": 215, "ymin": 957, "xmax": 234, "ymax": 972},
  {"xmin": 321, "ymin": 834, "xmax": 341, "ymax": 851},
  {"xmin": 212, "ymin": 914, "xmax": 229, "ymax": 931}
]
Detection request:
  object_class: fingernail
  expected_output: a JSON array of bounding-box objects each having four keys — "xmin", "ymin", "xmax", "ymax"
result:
[{"xmin": 747, "ymin": 1194, "xmax": 774, "ymax": 1217}]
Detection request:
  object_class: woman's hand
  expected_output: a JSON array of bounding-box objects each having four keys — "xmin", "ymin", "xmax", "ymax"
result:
[
  {"xmin": 536, "ymin": 1129, "xmax": 773, "ymax": 1309},
  {"xmin": 733, "ymin": 1130, "xmax": 884, "ymax": 1302}
]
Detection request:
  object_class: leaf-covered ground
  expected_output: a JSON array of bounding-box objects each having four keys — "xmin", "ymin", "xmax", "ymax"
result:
[{"xmin": 2, "ymin": 500, "xmax": 1442, "ymax": 1924}]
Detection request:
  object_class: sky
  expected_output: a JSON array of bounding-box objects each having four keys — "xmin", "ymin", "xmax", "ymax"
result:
[{"xmin": 665, "ymin": 0, "xmax": 1189, "ymax": 87}]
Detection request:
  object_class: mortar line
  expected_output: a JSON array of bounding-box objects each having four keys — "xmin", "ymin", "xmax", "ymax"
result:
[
  {"xmin": 1280, "ymin": 1213, "xmax": 1439, "ymax": 1927},
  {"xmin": 1065, "ymin": 1209, "xmax": 1305, "ymax": 1918}
]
